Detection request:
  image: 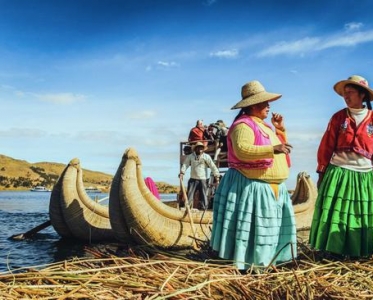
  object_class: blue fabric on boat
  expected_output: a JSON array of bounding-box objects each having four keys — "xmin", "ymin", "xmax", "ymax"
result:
[{"xmin": 210, "ymin": 168, "xmax": 297, "ymax": 269}]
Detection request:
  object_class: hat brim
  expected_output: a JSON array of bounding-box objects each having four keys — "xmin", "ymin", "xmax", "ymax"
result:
[
  {"xmin": 191, "ymin": 143, "xmax": 207, "ymax": 151},
  {"xmin": 334, "ymin": 80, "xmax": 373, "ymax": 101},
  {"xmin": 231, "ymin": 92, "xmax": 282, "ymax": 110}
]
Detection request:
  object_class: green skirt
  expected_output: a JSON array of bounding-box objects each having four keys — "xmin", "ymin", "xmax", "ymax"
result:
[{"xmin": 309, "ymin": 164, "xmax": 373, "ymax": 257}]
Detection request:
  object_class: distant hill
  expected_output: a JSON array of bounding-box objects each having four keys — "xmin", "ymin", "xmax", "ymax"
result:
[{"xmin": 0, "ymin": 154, "xmax": 179, "ymax": 194}]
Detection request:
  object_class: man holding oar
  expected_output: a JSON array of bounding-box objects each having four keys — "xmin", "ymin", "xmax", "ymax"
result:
[{"xmin": 179, "ymin": 142, "xmax": 220, "ymax": 210}]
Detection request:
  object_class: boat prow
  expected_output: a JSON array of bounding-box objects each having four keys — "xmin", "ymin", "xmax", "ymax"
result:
[
  {"xmin": 291, "ymin": 171, "xmax": 318, "ymax": 237},
  {"xmin": 49, "ymin": 158, "xmax": 115, "ymax": 242},
  {"xmin": 109, "ymin": 148, "xmax": 212, "ymax": 249},
  {"xmin": 108, "ymin": 152, "xmax": 133, "ymax": 243}
]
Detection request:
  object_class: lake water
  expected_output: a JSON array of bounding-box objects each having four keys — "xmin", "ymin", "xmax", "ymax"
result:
[{"xmin": 0, "ymin": 191, "xmax": 177, "ymax": 273}]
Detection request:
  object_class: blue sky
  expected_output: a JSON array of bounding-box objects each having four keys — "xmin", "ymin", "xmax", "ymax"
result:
[{"xmin": 1, "ymin": 0, "xmax": 373, "ymax": 188}]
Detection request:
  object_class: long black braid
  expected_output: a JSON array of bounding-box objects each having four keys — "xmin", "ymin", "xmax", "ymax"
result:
[
  {"xmin": 233, "ymin": 107, "xmax": 251, "ymax": 122},
  {"xmin": 366, "ymin": 99, "xmax": 372, "ymax": 110}
]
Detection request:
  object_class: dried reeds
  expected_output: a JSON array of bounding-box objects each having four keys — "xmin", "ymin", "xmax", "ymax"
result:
[{"xmin": 1, "ymin": 241, "xmax": 373, "ymax": 299}]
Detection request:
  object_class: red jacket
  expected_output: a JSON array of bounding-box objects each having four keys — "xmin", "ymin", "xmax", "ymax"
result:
[
  {"xmin": 317, "ymin": 108, "xmax": 373, "ymax": 173},
  {"xmin": 188, "ymin": 126, "xmax": 206, "ymax": 142}
]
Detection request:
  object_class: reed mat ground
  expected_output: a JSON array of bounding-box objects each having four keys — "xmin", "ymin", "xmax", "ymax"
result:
[{"xmin": 0, "ymin": 241, "xmax": 373, "ymax": 299}]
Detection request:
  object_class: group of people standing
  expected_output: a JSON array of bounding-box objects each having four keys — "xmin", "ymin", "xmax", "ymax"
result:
[
  {"xmin": 180, "ymin": 75, "xmax": 373, "ymax": 270},
  {"xmin": 187, "ymin": 119, "xmax": 229, "ymax": 151},
  {"xmin": 179, "ymin": 119, "xmax": 229, "ymax": 210}
]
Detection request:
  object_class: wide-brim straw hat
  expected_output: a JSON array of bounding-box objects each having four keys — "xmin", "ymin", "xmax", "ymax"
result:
[
  {"xmin": 192, "ymin": 141, "xmax": 207, "ymax": 151},
  {"xmin": 334, "ymin": 75, "xmax": 373, "ymax": 101},
  {"xmin": 231, "ymin": 80, "xmax": 282, "ymax": 109}
]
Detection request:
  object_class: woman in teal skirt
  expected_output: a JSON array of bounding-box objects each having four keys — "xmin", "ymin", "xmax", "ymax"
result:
[
  {"xmin": 210, "ymin": 80, "xmax": 297, "ymax": 269},
  {"xmin": 309, "ymin": 75, "xmax": 373, "ymax": 257}
]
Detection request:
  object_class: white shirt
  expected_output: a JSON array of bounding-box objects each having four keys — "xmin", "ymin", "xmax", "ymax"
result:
[{"xmin": 180, "ymin": 152, "xmax": 220, "ymax": 180}]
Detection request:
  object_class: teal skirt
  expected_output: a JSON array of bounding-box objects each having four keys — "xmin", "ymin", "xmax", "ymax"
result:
[
  {"xmin": 210, "ymin": 169, "xmax": 297, "ymax": 269},
  {"xmin": 309, "ymin": 165, "xmax": 373, "ymax": 257}
]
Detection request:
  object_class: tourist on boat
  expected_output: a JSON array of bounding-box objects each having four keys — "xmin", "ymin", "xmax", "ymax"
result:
[
  {"xmin": 206, "ymin": 122, "xmax": 223, "ymax": 150},
  {"xmin": 188, "ymin": 120, "xmax": 209, "ymax": 146},
  {"xmin": 179, "ymin": 141, "xmax": 220, "ymax": 210},
  {"xmin": 188, "ymin": 120, "xmax": 216, "ymax": 150},
  {"xmin": 210, "ymin": 80, "xmax": 297, "ymax": 269},
  {"xmin": 216, "ymin": 120, "xmax": 229, "ymax": 136},
  {"xmin": 309, "ymin": 75, "xmax": 373, "ymax": 258},
  {"xmin": 215, "ymin": 120, "xmax": 229, "ymax": 152}
]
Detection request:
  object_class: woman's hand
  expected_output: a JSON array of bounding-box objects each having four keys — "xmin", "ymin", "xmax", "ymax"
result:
[
  {"xmin": 273, "ymin": 143, "xmax": 292, "ymax": 154},
  {"xmin": 271, "ymin": 112, "xmax": 285, "ymax": 131}
]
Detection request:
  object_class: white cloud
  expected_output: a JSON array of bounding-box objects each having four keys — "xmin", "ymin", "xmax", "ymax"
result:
[
  {"xmin": 33, "ymin": 92, "xmax": 87, "ymax": 104},
  {"xmin": 0, "ymin": 127, "xmax": 47, "ymax": 138},
  {"xmin": 127, "ymin": 110, "xmax": 157, "ymax": 119},
  {"xmin": 257, "ymin": 37, "xmax": 320, "ymax": 57},
  {"xmin": 157, "ymin": 61, "xmax": 179, "ymax": 68},
  {"xmin": 1, "ymin": 84, "xmax": 15, "ymax": 90},
  {"xmin": 1, "ymin": 84, "xmax": 27, "ymax": 97},
  {"xmin": 320, "ymin": 30, "xmax": 373, "ymax": 49},
  {"xmin": 344, "ymin": 22, "xmax": 363, "ymax": 32},
  {"xmin": 14, "ymin": 91, "xmax": 25, "ymax": 97},
  {"xmin": 209, "ymin": 49, "xmax": 239, "ymax": 58},
  {"xmin": 257, "ymin": 24, "xmax": 373, "ymax": 57},
  {"xmin": 1, "ymin": 84, "xmax": 87, "ymax": 104}
]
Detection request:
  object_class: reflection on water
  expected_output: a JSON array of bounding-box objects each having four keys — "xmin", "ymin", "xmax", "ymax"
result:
[
  {"xmin": 0, "ymin": 208, "xmax": 85, "ymax": 270},
  {"xmin": 0, "ymin": 191, "xmax": 176, "ymax": 273}
]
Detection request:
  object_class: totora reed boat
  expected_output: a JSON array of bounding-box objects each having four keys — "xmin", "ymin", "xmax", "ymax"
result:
[
  {"xmin": 290, "ymin": 171, "xmax": 318, "ymax": 239},
  {"xmin": 109, "ymin": 147, "xmax": 318, "ymax": 250},
  {"xmin": 109, "ymin": 148, "xmax": 210, "ymax": 248},
  {"xmin": 49, "ymin": 158, "xmax": 116, "ymax": 242}
]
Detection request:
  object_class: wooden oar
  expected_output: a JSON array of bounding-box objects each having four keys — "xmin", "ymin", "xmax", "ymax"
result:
[
  {"xmin": 9, "ymin": 220, "xmax": 51, "ymax": 240},
  {"xmin": 179, "ymin": 178, "xmax": 200, "ymax": 250},
  {"xmin": 9, "ymin": 193, "xmax": 109, "ymax": 241}
]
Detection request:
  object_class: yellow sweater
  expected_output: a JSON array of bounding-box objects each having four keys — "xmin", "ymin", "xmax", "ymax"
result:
[{"xmin": 230, "ymin": 117, "xmax": 289, "ymax": 184}]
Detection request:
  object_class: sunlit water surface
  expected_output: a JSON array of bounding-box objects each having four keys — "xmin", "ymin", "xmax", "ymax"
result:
[{"xmin": 0, "ymin": 191, "xmax": 176, "ymax": 273}]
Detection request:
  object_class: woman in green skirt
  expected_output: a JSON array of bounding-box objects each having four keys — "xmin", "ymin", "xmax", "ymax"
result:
[{"xmin": 309, "ymin": 75, "xmax": 373, "ymax": 257}]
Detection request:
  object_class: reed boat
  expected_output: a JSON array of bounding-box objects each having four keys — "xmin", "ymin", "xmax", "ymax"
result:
[
  {"xmin": 290, "ymin": 171, "xmax": 318, "ymax": 239},
  {"xmin": 109, "ymin": 148, "xmax": 318, "ymax": 249},
  {"xmin": 49, "ymin": 158, "xmax": 116, "ymax": 242},
  {"xmin": 109, "ymin": 148, "xmax": 212, "ymax": 249},
  {"xmin": 108, "ymin": 154, "xmax": 133, "ymax": 243}
]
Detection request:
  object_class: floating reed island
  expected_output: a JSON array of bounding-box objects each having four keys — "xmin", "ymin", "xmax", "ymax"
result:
[{"xmin": 1, "ymin": 241, "xmax": 373, "ymax": 299}]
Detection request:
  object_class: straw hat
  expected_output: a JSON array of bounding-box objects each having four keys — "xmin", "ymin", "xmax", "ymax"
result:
[
  {"xmin": 334, "ymin": 75, "xmax": 373, "ymax": 101},
  {"xmin": 231, "ymin": 80, "xmax": 282, "ymax": 109},
  {"xmin": 192, "ymin": 141, "xmax": 207, "ymax": 151}
]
